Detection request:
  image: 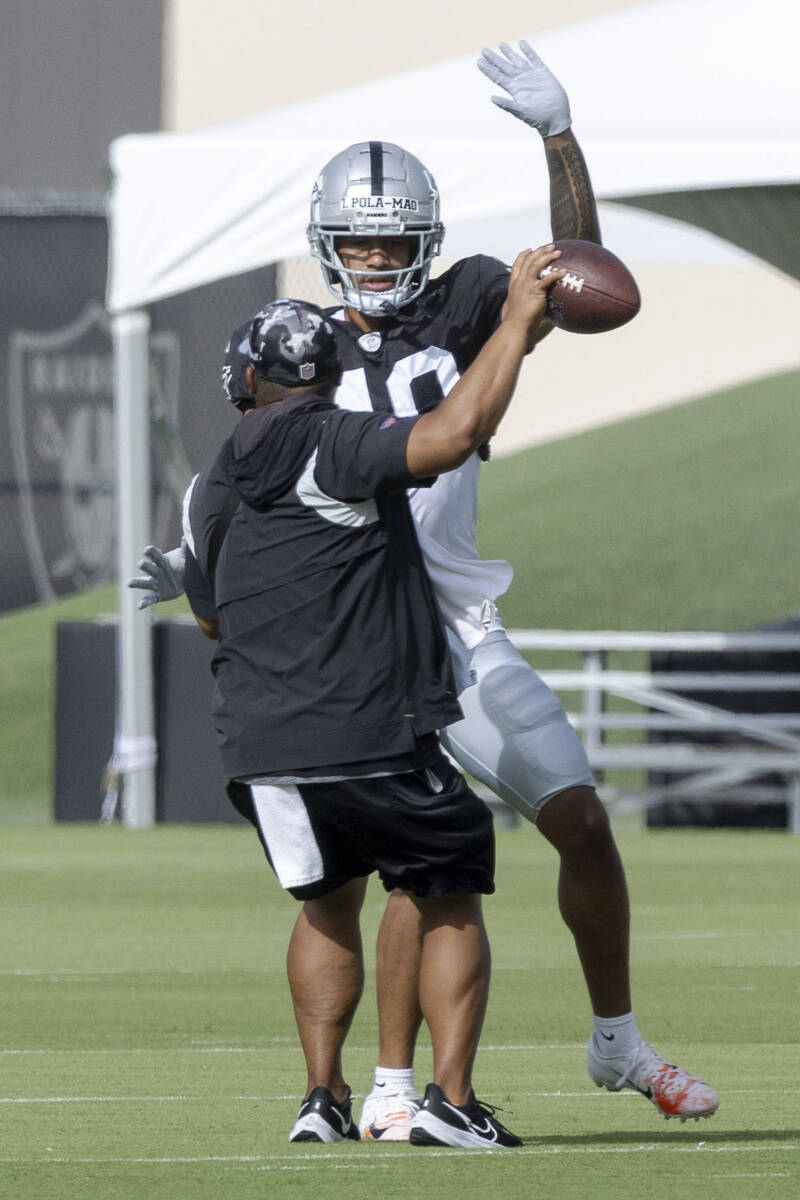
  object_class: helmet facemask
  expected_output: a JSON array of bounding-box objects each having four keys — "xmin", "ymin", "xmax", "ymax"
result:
[
  {"xmin": 315, "ymin": 228, "xmax": 443, "ymax": 315},
  {"xmin": 307, "ymin": 142, "xmax": 445, "ymax": 315}
]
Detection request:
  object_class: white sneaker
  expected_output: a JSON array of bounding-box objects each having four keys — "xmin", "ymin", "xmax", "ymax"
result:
[
  {"xmin": 588, "ymin": 1035, "xmax": 719, "ymax": 1121},
  {"xmin": 359, "ymin": 1085, "xmax": 423, "ymax": 1141}
]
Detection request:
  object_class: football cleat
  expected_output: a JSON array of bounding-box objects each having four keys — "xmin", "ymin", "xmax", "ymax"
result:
[
  {"xmin": 289, "ymin": 1085, "xmax": 361, "ymax": 1143},
  {"xmin": 587, "ymin": 1035, "xmax": 719, "ymax": 1121},
  {"xmin": 409, "ymin": 1083, "xmax": 522, "ymax": 1149},
  {"xmin": 359, "ymin": 1085, "xmax": 422, "ymax": 1141}
]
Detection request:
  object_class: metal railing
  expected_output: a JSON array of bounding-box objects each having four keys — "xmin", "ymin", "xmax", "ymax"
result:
[{"xmin": 507, "ymin": 629, "xmax": 800, "ymax": 833}]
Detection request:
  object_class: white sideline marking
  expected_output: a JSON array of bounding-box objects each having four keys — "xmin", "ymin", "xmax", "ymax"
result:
[
  {"xmin": 2, "ymin": 1144, "xmax": 796, "ymax": 1167},
  {"xmin": 0, "ymin": 1095, "xmax": 301, "ymax": 1105},
  {"xmin": 708, "ymin": 1173, "xmax": 793, "ymax": 1180},
  {"xmin": 1, "ymin": 1087, "xmax": 792, "ymax": 1106},
  {"xmin": 1, "ymin": 1096, "xmax": 193, "ymax": 1104},
  {"xmin": 701, "ymin": 986, "xmax": 756, "ymax": 992},
  {"xmin": 1, "ymin": 967, "xmax": 282, "ymax": 978},
  {"xmin": 633, "ymin": 931, "xmax": 759, "ymax": 941},
  {"xmin": 0, "ymin": 1042, "xmax": 586, "ymax": 1056},
  {"xmin": 0, "ymin": 1047, "xmax": 290, "ymax": 1056}
]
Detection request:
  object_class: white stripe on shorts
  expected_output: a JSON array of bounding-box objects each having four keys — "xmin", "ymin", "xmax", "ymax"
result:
[{"xmin": 249, "ymin": 784, "xmax": 324, "ymax": 890}]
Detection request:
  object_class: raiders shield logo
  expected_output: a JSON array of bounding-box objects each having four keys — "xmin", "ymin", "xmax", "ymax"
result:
[{"xmin": 9, "ymin": 302, "xmax": 180, "ymax": 601}]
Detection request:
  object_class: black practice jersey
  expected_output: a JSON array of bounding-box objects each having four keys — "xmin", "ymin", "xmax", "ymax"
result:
[
  {"xmin": 328, "ymin": 254, "xmax": 515, "ymax": 651},
  {"xmin": 327, "ymin": 254, "xmax": 509, "ymax": 419},
  {"xmin": 184, "ymin": 392, "xmax": 462, "ymax": 779}
]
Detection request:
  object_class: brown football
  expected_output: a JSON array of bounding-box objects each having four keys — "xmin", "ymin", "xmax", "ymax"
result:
[{"xmin": 541, "ymin": 239, "xmax": 641, "ymax": 334}]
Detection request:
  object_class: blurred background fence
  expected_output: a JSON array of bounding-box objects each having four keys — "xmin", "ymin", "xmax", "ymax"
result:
[{"xmin": 510, "ymin": 625, "xmax": 800, "ymax": 832}]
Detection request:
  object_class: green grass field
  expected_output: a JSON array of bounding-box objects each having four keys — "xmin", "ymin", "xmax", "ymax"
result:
[
  {"xmin": 1, "ymin": 825, "xmax": 798, "ymax": 1199},
  {"xmin": 479, "ymin": 367, "xmax": 800, "ymax": 631}
]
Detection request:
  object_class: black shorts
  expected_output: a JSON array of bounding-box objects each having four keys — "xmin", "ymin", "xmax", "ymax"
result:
[{"xmin": 227, "ymin": 753, "xmax": 495, "ymax": 901}]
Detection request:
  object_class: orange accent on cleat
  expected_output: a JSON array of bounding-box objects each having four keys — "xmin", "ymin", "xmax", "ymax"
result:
[
  {"xmin": 643, "ymin": 1060, "xmax": 719, "ymax": 1119},
  {"xmin": 587, "ymin": 1036, "xmax": 719, "ymax": 1121},
  {"xmin": 358, "ymin": 1090, "xmax": 422, "ymax": 1141}
]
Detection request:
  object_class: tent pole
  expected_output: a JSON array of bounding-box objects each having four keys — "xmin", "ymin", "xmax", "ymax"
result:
[{"xmin": 112, "ymin": 309, "xmax": 157, "ymax": 829}]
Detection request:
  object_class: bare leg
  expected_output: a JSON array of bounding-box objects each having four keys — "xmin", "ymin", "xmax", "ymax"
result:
[
  {"xmin": 414, "ymin": 892, "xmax": 490, "ymax": 1105},
  {"xmin": 287, "ymin": 875, "xmax": 368, "ymax": 1102},
  {"xmin": 536, "ymin": 785, "xmax": 631, "ymax": 1016},
  {"xmin": 372, "ymin": 781, "xmax": 631, "ymax": 1080},
  {"xmin": 375, "ymin": 889, "xmax": 423, "ymax": 1066}
]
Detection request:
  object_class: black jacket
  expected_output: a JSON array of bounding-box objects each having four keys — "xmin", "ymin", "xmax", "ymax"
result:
[{"xmin": 185, "ymin": 392, "xmax": 462, "ymax": 778}]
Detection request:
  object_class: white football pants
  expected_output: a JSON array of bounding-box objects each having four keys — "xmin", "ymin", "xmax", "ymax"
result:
[{"xmin": 439, "ymin": 629, "xmax": 595, "ymax": 824}]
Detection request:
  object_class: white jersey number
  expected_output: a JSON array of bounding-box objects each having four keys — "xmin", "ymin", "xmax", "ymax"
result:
[{"xmin": 334, "ymin": 347, "xmax": 461, "ymax": 416}]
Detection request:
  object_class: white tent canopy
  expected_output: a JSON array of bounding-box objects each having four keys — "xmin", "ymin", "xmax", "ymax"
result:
[
  {"xmin": 105, "ymin": 0, "xmax": 800, "ymax": 827},
  {"xmin": 107, "ymin": 0, "xmax": 800, "ymax": 313}
]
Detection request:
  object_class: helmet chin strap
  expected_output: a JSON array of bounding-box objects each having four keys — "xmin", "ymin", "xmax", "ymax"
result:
[{"xmin": 337, "ymin": 273, "xmax": 415, "ymax": 315}]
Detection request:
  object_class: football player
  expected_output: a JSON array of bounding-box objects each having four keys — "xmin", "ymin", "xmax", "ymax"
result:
[{"xmin": 131, "ymin": 42, "xmax": 718, "ymax": 1134}]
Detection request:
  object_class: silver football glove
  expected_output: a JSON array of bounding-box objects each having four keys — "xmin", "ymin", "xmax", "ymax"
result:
[
  {"xmin": 477, "ymin": 40, "xmax": 571, "ymax": 138},
  {"xmin": 128, "ymin": 542, "xmax": 186, "ymax": 610}
]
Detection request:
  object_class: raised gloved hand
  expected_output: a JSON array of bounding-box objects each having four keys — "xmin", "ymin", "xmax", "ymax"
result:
[
  {"xmin": 128, "ymin": 543, "xmax": 186, "ymax": 610},
  {"xmin": 477, "ymin": 40, "xmax": 571, "ymax": 138}
]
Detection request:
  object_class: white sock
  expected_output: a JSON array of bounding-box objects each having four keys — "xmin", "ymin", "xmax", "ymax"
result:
[
  {"xmin": 373, "ymin": 1065, "xmax": 415, "ymax": 1093},
  {"xmin": 592, "ymin": 1012, "xmax": 640, "ymax": 1058}
]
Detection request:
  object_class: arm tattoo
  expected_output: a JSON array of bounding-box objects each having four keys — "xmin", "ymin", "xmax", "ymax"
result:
[{"xmin": 546, "ymin": 137, "xmax": 601, "ymax": 243}]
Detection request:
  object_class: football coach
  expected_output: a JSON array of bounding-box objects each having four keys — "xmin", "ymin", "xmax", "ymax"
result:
[{"xmin": 181, "ymin": 245, "xmax": 564, "ymax": 1147}]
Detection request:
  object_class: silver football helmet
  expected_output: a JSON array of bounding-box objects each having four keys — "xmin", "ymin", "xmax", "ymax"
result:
[{"xmin": 307, "ymin": 141, "xmax": 445, "ymax": 315}]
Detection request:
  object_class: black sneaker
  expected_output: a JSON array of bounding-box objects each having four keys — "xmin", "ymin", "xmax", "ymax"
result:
[
  {"xmin": 409, "ymin": 1083, "xmax": 522, "ymax": 1148},
  {"xmin": 289, "ymin": 1086, "xmax": 361, "ymax": 1143}
]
